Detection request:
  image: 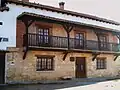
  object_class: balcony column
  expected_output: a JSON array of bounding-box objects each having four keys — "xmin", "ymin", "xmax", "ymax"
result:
[
  {"xmin": 62, "ymin": 24, "xmax": 73, "ymax": 61},
  {"xmin": 93, "ymin": 30, "xmax": 101, "ymax": 50},
  {"xmin": 62, "ymin": 24, "xmax": 73, "ymax": 49},
  {"xmin": 20, "ymin": 17, "xmax": 35, "ymax": 59},
  {"xmin": 115, "ymin": 34, "xmax": 120, "ymax": 44}
]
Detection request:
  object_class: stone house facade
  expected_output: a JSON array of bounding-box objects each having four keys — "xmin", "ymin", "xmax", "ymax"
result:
[{"xmin": 0, "ymin": 0, "xmax": 120, "ymax": 84}]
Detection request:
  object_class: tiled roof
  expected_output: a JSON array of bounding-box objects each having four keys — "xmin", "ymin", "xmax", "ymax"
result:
[
  {"xmin": 18, "ymin": 12, "xmax": 120, "ymax": 32},
  {"xmin": 7, "ymin": 0, "xmax": 120, "ymax": 25}
]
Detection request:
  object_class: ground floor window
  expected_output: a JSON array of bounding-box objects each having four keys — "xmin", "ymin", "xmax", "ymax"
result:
[
  {"xmin": 96, "ymin": 57, "xmax": 106, "ymax": 69},
  {"xmin": 36, "ymin": 55, "xmax": 54, "ymax": 71}
]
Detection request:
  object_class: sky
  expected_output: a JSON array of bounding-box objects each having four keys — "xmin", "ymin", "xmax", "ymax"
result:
[{"xmin": 30, "ymin": 0, "xmax": 120, "ymax": 23}]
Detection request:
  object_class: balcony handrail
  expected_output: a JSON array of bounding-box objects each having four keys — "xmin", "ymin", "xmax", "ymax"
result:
[{"xmin": 23, "ymin": 33, "xmax": 119, "ymax": 52}]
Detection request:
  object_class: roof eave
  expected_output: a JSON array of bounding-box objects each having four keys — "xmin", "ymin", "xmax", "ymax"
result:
[
  {"xmin": 7, "ymin": 0, "xmax": 120, "ymax": 25},
  {"xmin": 18, "ymin": 12, "xmax": 120, "ymax": 33}
]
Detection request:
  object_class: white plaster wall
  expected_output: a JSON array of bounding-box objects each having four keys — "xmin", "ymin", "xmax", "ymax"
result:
[{"xmin": 0, "ymin": 3, "xmax": 120, "ymax": 50}]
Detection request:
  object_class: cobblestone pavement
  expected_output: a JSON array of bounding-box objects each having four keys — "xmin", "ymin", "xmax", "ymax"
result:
[{"xmin": 0, "ymin": 79, "xmax": 120, "ymax": 90}]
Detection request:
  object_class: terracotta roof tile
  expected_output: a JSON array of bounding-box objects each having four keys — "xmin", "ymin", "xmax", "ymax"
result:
[{"xmin": 7, "ymin": 0, "xmax": 120, "ymax": 25}]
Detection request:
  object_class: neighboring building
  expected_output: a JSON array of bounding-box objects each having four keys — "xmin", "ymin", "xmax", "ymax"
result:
[{"xmin": 0, "ymin": 0, "xmax": 120, "ymax": 84}]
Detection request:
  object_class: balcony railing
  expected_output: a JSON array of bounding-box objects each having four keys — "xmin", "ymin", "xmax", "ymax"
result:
[{"xmin": 23, "ymin": 33, "xmax": 119, "ymax": 52}]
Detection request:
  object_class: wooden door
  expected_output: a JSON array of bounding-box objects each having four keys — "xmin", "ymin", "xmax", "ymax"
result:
[
  {"xmin": 0, "ymin": 53, "xmax": 5, "ymax": 84},
  {"xmin": 76, "ymin": 57, "xmax": 86, "ymax": 78}
]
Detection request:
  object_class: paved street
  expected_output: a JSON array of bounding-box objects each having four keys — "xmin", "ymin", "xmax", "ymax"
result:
[{"xmin": 0, "ymin": 79, "xmax": 120, "ymax": 90}]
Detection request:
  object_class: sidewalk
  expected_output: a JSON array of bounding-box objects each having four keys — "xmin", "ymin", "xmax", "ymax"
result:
[
  {"xmin": 0, "ymin": 77, "xmax": 120, "ymax": 90},
  {"xmin": 2, "ymin": 76, "xmax": 120, "ymax": 85}
]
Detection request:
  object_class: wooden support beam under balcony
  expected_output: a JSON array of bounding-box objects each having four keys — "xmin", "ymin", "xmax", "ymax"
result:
[
  {"xmin": 62, "ymin": 51, "xmax": 71, "ymax": 61},
  {"xmin": 92, "ymin": 52, "xmax": 100, "ymax": 61},
  {"xmin": 114, "ymin": 53, "xmax": 120, "ymax": 61},
  {"xmin": 17, "ymin": 16, "xmax": 35, "ymax": 60}
]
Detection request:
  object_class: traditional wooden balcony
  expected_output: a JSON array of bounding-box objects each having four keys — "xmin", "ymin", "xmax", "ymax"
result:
[{"xmin": 23, "ymin": 33, "xmax": 119, "ymax": 52}]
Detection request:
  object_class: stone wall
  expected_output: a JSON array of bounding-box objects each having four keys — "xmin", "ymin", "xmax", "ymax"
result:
[
  {"xmin": 5, "ymin": 47, "xmax": 119, "ymax": 83},
  {"xmin": 87, "ymin": 54, "xmax": 118, "ymax": 77}
]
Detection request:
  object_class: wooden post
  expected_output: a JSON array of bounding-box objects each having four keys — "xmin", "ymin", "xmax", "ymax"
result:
[
  {"xmin": 62, "ymin": 24, "xmax": 73, "ymax": 61},
  {"xmin": 62, "ymin": 24, "xmax": 73, "ymax": 50},
  {"xmin": 21, "ymin": 17, "xmax": 34, "ymax": 59},
  {"xmin": 93, "ymin": 30, "xmax": 101, "ymax": 50}
]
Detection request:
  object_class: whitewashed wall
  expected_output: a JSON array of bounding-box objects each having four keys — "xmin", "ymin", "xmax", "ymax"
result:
[{"xmin": 0, "ymin": 3, "xmax": 120, "ymax": 50}]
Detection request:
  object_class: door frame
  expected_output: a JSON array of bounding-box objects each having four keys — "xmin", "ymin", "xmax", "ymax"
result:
[
  {"xmin": 0, "ymin": 52, "xmax": 6, "ymax": 84},
  {"xmin": 75, "ymin": 57, "xmax": 87, "ymax": 78}
]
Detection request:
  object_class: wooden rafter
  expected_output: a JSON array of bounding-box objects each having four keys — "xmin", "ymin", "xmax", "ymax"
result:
[
  {"xmin": 63, "ymin": 51, "xmax": 69, "ymax": 61},
  {"xmin": 114, "ymin": 53, "xmax": 120, "ymax": 61},
  {"xmin": 92, "ymin": 52, "xmax": 100, "ymax": 61}
]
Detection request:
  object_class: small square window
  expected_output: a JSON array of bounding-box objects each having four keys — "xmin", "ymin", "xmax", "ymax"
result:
[
  {"xmin": 36, "ymin": 56, "xmax": 54, "ymax": 71},
  {"xmin": 96, "ymin": 57, "xmax": 106, "ymax": 69}
]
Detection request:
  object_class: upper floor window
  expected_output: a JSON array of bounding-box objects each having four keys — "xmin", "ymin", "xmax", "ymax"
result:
[
  {"xmin": 75, "ymin": 33, "xmax": 85, "ymax": 49},
  {"xmin": 98, "ymin": 35, "xmax": 108, "ymax": 50},
  {"xmin": 38, "ymin": 28, "xmax": 49, "ymax": 45}
]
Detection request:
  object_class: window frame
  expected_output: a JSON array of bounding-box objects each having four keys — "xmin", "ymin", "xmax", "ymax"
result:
[
  {"xmin": 36, "ymin": 55, "xmax": 54, "ymax": 71},
  {"xmin": 98, "ymin": 34, "xmax": 108, "ymax": 50},
  {"xmin": 74, "ymin": 31, "xmax": 86, "ymax": 49},
  {"xmin": 96, "ymin": 57, "xmax": 107, "ymax": 69},
  {"xmin": 37, "ymin": 27, "xmax": 50, "ymax": 44}
]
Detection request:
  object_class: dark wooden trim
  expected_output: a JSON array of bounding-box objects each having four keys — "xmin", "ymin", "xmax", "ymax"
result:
[
  {"xmin": 114, "ymin": 54, "xmax": 120, "ymax": 61},
  {"xmin": 62, "ymin": 24, "xmax": 73, "ymax": 60},
  {"xmin": 62, "ymin": 24, "xmax": 73, "ymax": 50},
  {"xmin": 92, "ymin": 52, "xmax": 100, "ymax": 61},
  {"xmin": 96, "ymin": 57, "xmax": 106, "ymax": 60},
  {"xmin": 21, "ymin": 17, "xmax": 35, "ymax": 60},
  {"xmin": 35, "ymin": 55, "xmax": 55, "ymax": 58},
  {"xmin": 23, "ymin": 49, "xmax": 27, "ymax": 60},
  {"xmin": 63, "ymin": 51, "xmax": 69, "ymax": 61},
  {"xmin": 28, "ymin": 47, "xmax": 119, "ymax": 55}
]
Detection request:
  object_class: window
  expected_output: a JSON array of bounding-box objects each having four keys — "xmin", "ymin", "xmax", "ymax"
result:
[
  {"xmin": 36, "ymin": 56, "xmax": 54, "ymax": 71},
  {"xmin": 98, "ymin": 35, "xmax": 108, "ymax": 49},
  {"xmin": 96, "ymin": 57, "xmax": 106, "ymax": 69},
  {"xmin": 38, "ymin": 28, "xmax": 49, "ymax": 45},
  {"xmin": 75, "ymin": 33, "xmax": 85, "ymax": 48}
]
